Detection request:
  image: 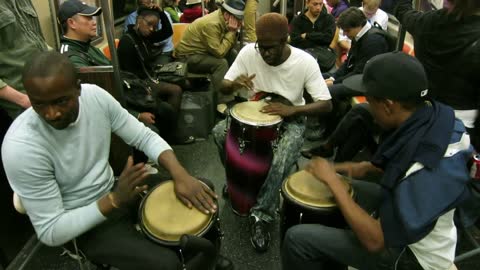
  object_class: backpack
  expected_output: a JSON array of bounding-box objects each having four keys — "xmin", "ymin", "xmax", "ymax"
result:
[{"xmin": 368, "ymin": 22, "xmax": 397, "ymax": 52}]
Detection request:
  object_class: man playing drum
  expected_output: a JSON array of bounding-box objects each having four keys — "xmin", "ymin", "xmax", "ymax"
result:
[
  {"xmin": 2, "ymin": 52, "xmax": 231, "ymax": 269},
  {"xmin": 212, "ymin": 13, "xmax": 333, "ymax": 252},
  {"xmin": 282, "ymin": 52, "xmax": 473, "ymax": 270}
]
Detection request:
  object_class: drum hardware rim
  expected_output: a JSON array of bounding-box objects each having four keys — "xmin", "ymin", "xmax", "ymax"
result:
[
  {"xmin": 138, "ymin": 180, "xmax": 217, "ymax": 246},
  {"xmin": 299, "ymin": 212, "xmax": 303, "ymax": 224},
  {"xmin": 280, "ymin": 181, "xmax": 355, "ymax": 209},
  {"xmin": 230, "ymin": 113, "xmax": 283, "ymax": 127}
]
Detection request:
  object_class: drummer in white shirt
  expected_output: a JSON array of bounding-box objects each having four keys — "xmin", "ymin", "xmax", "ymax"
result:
[{"xmin": 212, "ymin": 13, "xmax": 332, "ymax": 253}]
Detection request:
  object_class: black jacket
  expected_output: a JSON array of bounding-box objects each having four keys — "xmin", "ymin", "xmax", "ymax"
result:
[
  {"xmin": 117, "ymin": 12, "xmax": 173, "ymax": 80},
  {"xmin": 395, "ymin": 0, "xmax": 480, "ymax": 110},
  {"xmin": 332, "ymin": 27, "xmax": 389, "ymax": 83},
  {"xmin": 290, "ymin": 7, "xmax": 336, "ymax": 49}
]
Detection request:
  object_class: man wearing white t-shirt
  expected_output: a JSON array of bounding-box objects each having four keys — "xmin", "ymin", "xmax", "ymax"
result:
[{"xmin": 212, "ymin": 13, "xmax": 332, "ymax": 252}]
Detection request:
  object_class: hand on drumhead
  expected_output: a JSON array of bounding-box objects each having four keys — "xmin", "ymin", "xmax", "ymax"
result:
[
  {"xmin": 112, "ymin": 156, "xmax": 149, "ymax": 207},
  {"xmin": 174, "ymin": 176, "xmax": 218, "ymax": 214},
  {"xmin": 261, "ymin": 102, "xmax": 296, "ymax": 117},
  {"xmin": 305, "ymin": 157, "xmax": 338, "ymax": 184},
  {"xmin": 334, "ymin": 161, "xmax": 378, "ymax": 179},
  {"xmin": 233, "ymin": 74, "xmax": 256, "ymax": 91}
]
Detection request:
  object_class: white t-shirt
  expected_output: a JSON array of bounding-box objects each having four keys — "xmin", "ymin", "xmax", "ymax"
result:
[
  {"xmin": 409, "ymin": 209, "xmax": 457, "ymax": 270},
  {"xmin": 225, "ymin": 44, "xmax": 331, "ymax": 106},
  {"xmin": 360, "ymin": 7, "xmax": 389, "ymax": 31}
]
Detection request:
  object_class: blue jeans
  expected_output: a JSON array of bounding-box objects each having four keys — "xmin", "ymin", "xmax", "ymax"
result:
[{"xmin": 281, "ymin": 180, "xmax": 417, "ymax": 270}]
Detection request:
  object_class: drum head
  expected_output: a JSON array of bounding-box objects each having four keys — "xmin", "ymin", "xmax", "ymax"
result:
[
  {"xmin": 141, "ymin": 181, "xmax": 214, "ymax": 244},
  {"xmin": 283, "ymin": 170, "xmax": 353, "ymax": 208},
  {"xmin": 231, "ymin": 101, "xmax": 282, "ymax": 126}
]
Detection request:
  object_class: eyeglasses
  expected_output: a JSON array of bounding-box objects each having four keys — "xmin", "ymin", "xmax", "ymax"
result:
[{"xmin": 254, "ymin": 41, "xmax": 283, "ymax": 54}]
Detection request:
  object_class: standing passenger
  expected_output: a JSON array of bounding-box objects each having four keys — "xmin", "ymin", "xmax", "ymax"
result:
[{"xmin": 0, "ymin": 0, "xmax": 48, "ymax": 119}]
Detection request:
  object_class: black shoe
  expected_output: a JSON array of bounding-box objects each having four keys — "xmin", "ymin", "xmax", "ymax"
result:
[
  {"xmin": 215, "ymin": 254, "xmax": 233, "ymax": 270},
  {"xmin": 300, "ymin": 144, "xmax": 334, "ymax": 159},
  {"xmin": 249, "ymin": 217, "xmax": 270, "ymax": 253},
  {"xmin": 222, "ymin": 184, "xmax": 229, "ymax": 198}
]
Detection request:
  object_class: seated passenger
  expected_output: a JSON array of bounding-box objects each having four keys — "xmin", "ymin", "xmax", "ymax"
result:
[
  {"xmin": 180, "ymin": 0, "xmax": 209, "ymax": 23},
  {"xmin": 321, "ymin": 7, "xmax": 388, "ymax": 137},
  {"xmin": 124, "ymin": 0, "xmax": 175, "ymax": 64},
  {"xmin": 212, "ymin": 13, "xmax": 332, "ymax": 253},
  {"xmin": 118, "ymin": 7, "xmax": 193, "ymax": 144},
  {"xmin": 326, "ymin": 0, "xmax": 349, "ymax": 18},
  {"xmin": 290, "ymin": 0, "xmax": 336, "ymax": 71},
  {"xmin": 2, "ymin": 51, "xmax": 230, "ymax": 270},
  {"xmin": 57, "ymin": 0, "xmax": 171, "ymax": 138},
  {"xmin": 164, "ymin": 0, "xmax": 182, "ymax": 23},
  {"xmin": 283, "ymin": 52, "xmax": 473, "ymax": 270},
  {"xmin": 174, "ymin": 0, "xmax": 244, "ymax": 103},
  {"xmin": 360, "ymin": 0, "xmax": 388, "ymax": 30}
]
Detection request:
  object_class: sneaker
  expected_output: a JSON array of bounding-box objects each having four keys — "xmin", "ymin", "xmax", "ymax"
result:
[{"xmin": 249, "ymin": 216, "xmax": 270, "ymax": 253}]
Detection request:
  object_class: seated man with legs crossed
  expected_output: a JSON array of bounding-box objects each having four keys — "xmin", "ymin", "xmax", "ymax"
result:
[
  {"xmin": 2, "ymin": 51, "xmax": 232, "ymax": 270},
  {"xmin": 212, "ymin": 13, "xmax": 332, "ymax": 252},
  {"xmin": 290, "ymin": 0, "xmax": 336, "ymax": 72},
  {"xmin": 282, "ymin": 52, "xmax": 473, "ymax": 270}
]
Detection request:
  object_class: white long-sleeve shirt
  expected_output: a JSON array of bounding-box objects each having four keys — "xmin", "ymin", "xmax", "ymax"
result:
[{"xmin": 2, "ymin": 84, "xmax": 171, "ymax": 246}]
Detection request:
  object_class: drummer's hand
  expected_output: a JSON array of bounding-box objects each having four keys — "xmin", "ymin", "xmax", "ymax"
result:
[
  {"xmin": 334, "ymin": 161, "xmax": 375, "ymax": 179},
  {"xmin": 233, "ymin": 74, "xmax": 256, "ymax": 91},
  {"xmin": 261, "ymin": 102, "xmax": 296, "ymax": 117},
  {"xmin": 174, "ymin": 175, "xmax": 218, "ymax": 214},
  {"xmin": 111, "ymin": 156, "xmax": 149, "ymax": 208},
  {"xmin": 305, "ymin": 157, "xmax": 338, "ymax": 185}
]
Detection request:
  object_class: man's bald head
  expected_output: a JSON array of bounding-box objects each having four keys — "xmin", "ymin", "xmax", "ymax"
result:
[{"xmin": 256, "ymin": 13, "xmax": 289, "ymax": 41}]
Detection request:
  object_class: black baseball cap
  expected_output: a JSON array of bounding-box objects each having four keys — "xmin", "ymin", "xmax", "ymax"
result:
[
  {"xmin": 58, "ymin": 0, "xmax": 102, "ymax": 23},
  {"xmin": 343, "ymin": 52, "xmax": 429, "ymax": 101}
]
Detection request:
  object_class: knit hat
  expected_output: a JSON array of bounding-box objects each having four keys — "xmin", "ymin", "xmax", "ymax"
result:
[{"xmin": 255, "ymin": 13, "xmax": 289, "ymax": 40}]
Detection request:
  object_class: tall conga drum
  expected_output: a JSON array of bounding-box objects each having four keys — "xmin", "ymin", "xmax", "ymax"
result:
[
  {"xmin": 225, "ymin": 100, "xmax": 283, "ymax": 216},
  {"xmin": 280, "ymin": 170, "xmax": 355, "ymax": 241}
]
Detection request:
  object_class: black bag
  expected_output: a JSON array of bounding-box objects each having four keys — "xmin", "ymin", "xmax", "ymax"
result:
[
  {"xmin": 121, "ymin": 71, "xmax": 157, "ymax": 111},
  {"xmin": 305, "ymin": 46, "xmax": 337, "ymax": 71},
  {"xmin": 369, "ymin": 22, "xmax": 398, "ymax": 52},
  {"xmin": 154, "ymin": 61, "xmax": 188, "ymax": 85}
]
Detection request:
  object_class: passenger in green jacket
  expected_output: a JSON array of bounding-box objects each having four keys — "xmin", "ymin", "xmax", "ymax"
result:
[{"xmin": 0, "ymin": 0, "xmax": 48, "ymax": 119}]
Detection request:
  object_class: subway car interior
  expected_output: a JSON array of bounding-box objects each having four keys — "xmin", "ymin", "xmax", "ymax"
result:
[{"xmin": 1, "ymin": 0, "xmax": 479, "ymax": 269}]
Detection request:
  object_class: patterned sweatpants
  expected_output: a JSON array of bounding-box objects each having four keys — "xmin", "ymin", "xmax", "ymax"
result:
[{"xmin": 212, "ymin": 117, "xmax": 306, "ymax": 223}]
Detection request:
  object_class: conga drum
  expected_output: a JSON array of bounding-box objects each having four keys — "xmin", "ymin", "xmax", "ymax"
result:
[
  {"xmin": 225, "ymin": 100, "xmax": 283, "ymax": 216},
  {"xmin": 138, "ymin": 180, "xmax": 220, "ymax": 246},
  {"xmin": 280, "ymin": 170, "xmax": 355, "ymax": 241}
]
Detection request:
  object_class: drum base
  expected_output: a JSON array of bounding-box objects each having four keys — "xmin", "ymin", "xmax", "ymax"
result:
[{"xmin": 279, "ymin": 199, "xmax": 348, "ymax": 244}]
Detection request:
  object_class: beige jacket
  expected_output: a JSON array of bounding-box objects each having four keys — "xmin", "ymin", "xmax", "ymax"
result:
[{"xmin": 174, "ymin": 10, "xmax": 237, "ymax": 58}]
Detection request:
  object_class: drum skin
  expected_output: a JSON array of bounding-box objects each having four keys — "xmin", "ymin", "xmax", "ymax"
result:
[
  {"xmin": 225, "ymin": 101, "xmax": 282, "ymax": 216},
  {"xmin": 138, "ymin": 180, "xmax": 220, "ymax": 246},
  {"xmin": 279, "ymin": 171, "xmax": 355, "ymax": 242}
]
